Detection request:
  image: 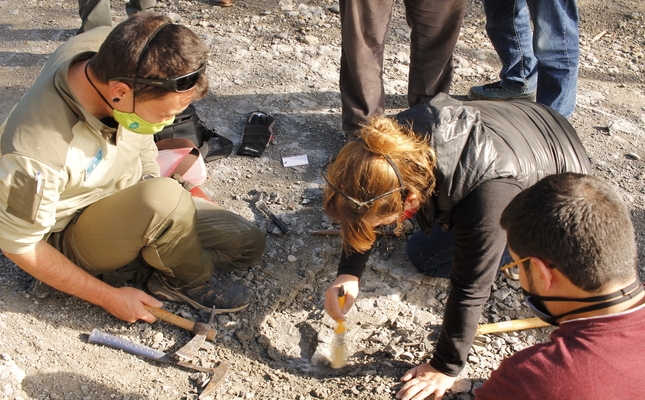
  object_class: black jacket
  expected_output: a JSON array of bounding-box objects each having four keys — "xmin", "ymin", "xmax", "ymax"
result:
[
  {"xmin": 338, "ymin": 94, "xmax": 590, "ymax": 279},
  {"xmin": 397, "ymin": 93, "xmax": 590, "ymax": 232}
]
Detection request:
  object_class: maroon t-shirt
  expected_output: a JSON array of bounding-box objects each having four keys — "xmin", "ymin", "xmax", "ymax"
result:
[{"xmin": 475, "ymin": 305, "xmax": 645, "ymax": 399}]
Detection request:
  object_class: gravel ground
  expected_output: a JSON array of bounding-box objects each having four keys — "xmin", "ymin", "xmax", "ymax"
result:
[{"xmin": 1, "ymin": 0, "xmax": 644, "ymax": 399}]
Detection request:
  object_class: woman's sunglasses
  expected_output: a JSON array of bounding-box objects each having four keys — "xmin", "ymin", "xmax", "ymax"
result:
[{"xmin": 320, "ymin": 155, "xmax": 406, "ymax": 209}]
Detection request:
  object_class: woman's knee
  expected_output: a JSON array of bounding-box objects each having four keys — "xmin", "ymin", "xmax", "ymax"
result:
[
  {"xmin": 406, "ymin": 230, "xmax": 432, "ymax": 268},
  {"xmin": 406, "ymin": 231, "xmax": 453, "ymax": 278}
]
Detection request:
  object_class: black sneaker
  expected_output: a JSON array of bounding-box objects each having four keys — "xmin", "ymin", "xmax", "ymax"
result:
[
  {"xmin": 147, "ymin": 271, "xmax": 254, "ymax": 313},
  {"xmin": 468, "ymin": 81, "xmax": 536, "ymax": 101}
]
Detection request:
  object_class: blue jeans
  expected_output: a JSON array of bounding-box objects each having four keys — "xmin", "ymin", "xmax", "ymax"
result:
[
  {"xmin": 406, "ymin": 224, "xmax": 512, "ymax": 279},
  {"xmin": 483, "ymin": 0, "xmax": 579, "ymax": 118}
]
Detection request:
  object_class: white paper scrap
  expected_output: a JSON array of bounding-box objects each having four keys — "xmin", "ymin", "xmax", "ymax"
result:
[{"xmin": 282, "ymin": 154, "xmax": 309, "ymax": 167}]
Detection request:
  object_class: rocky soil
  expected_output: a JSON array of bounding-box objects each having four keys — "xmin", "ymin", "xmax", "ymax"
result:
[{"xmin": 1, "ymin": 0, "xmax": 644, "ymax": 399}]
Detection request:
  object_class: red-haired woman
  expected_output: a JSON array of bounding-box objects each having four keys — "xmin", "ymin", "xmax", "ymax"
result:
[{"xmin": 321, "ymin": 93, "xmax": 590, "ymax": 400}]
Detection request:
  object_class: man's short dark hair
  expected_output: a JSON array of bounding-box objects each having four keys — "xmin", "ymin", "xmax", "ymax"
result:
[
  {"xmin": 500, "ymin": 173, "xmax": 637, "ymax": 292},
  {"xmin": 91, "ymin": 11, "xmax": 209, "ymax": 101}
]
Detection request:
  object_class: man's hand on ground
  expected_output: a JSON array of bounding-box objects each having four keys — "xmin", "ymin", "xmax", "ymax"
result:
[
  {"xmin": 3, "ymin": 242, "xmax": 164, "ymax": 324},
  {"xmin": 395, "ymin": 362, "xmax": 456, "ymax": 400},
  {"xmin": 101, "ymin": 286, "xmax": 163, "ymax": 323}
]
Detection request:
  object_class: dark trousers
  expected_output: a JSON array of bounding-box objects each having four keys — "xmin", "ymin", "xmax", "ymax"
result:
[
  {"xmin": 406, "ymin": 223, "xmax": 513, "ymax": 279},
  {"xmin": 339, "ymin": 0, "xmax": 468, "ymax": 134}
]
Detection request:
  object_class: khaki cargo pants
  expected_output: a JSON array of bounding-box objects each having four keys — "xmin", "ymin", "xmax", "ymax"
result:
[{"xmin": 58, "ymin": 177, "xmax": 265, "ymax": 288}]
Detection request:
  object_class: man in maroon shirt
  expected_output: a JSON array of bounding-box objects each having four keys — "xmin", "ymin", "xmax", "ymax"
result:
[{"xmin": 474, "ymin": 173, "xmax": 645, "ymax": 400}]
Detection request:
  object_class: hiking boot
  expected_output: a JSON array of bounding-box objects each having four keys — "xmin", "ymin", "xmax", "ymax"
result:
[
  {"xmin": 468, "ymin": 81, "xmax": 536, "ymax": 101},
  {"xmin": 28, "ymin": 278, "xmax": 54, "ymax": 299},
  {"xmin": 147, "ymin": 271, "xmax": 254, "ymax": 313}
]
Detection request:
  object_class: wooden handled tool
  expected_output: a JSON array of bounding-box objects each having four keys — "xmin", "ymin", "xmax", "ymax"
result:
[
  {"xmin": 145, "ymin": 305, "xmax": 216, "ymax": 341},
  {"xmin": 89, "ymin": 329, "xmax": 228, "ymax": 399},
  {"xmin": 331, "ymin": 286, "xmax": 347, "ymax": 369},
  {"xmin": 310, "ymin": 229, "xmax": 397, "ymax": 236},
  {"xmin": 476, "ymin": 317, "xmax": 550, "ymax": 335}
]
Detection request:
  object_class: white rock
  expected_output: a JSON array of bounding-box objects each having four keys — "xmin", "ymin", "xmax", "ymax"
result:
[
  {"xmin": 0, "ymin": 354, "xmax": 25, "ymax": 396},
  {"xmin": 577, "ymin": 90, "xmax": 605, "ymax": 105},
  {"xmin": 152, "ymin": 332, "xmax": 164, "ymax": 345},
  {"xmin": 609, "ymin": 119, "xmax": 644, "ymax": 136},
  {"xmin": 301, "ymin": 35, "xmax": 319, "ymax": 45}
]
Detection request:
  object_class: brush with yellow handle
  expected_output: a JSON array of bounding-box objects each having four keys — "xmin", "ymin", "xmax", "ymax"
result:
[{"xmin": 331, "ymin": 285, "xmax": 347, "ymax": 369}]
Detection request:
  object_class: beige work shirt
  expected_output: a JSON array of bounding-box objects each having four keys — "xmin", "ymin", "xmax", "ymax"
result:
[{"xmin": 0, "ymin": 27, "xmax": 159, "ymax": 254}]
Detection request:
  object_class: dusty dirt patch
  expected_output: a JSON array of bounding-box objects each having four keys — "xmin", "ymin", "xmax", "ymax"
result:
[{"xmin": 1, "ymin": 0, "xmax": 644, "ymax": 399}]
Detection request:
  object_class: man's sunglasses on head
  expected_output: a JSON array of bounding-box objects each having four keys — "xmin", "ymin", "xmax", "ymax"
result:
[{"xmin": 111, "ymin": 63, "xmax": 206, "ymax": 93}]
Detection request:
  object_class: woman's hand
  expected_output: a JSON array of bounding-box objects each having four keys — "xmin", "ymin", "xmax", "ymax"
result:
[
  {"xmin": 324, "ymin": 274, "xmax": 359, "ymax": 321},
  {"xmin": 395, "ymin": 363, "xmax": 456, "ymax": 400}
]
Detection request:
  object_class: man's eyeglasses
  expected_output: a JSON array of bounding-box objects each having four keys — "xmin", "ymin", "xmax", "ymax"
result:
[
  {"xmin": 500, "ymin": 257, "xmax": 530, "ymax": 280},
  {"xmin": 111, "ymin": 63, "xmax": 206, "ymax": 92},
  {"xmin": 320, "ymin": 155, "xmax": 406, "ymax": 209}
]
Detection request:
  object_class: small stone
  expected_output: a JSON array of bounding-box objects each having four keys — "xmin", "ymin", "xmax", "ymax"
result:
[
  {"xmin": 301, "ymin": 35, "xmax": 319, "ymax": 45},
  {"xmin": 287, "ymin": 255, "xmax": 297, "ymax": 262},
  {"xmin": 626, "ymin": 152, "xmax": 641, "ymax": 160},
  {"xmin": 328, "ymin": 4, "xmax": 340, "ymax": 13},
  {"xmin": 152, "ymin": 332, "xmax": 163, "ymax": 345},
  {"xmin": 609, "ymin": 119, "xmax": 644, "ymax": 136}
]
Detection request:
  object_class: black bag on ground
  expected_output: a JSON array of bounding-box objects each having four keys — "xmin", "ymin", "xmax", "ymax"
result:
[{"xmin": 154, "ymin": 104, "xmax": 233, "ymax": 162}]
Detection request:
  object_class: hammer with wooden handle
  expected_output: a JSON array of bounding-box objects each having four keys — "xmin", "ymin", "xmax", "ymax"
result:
[
  {"xmin": 145, "ymin": 305, "xmax": 216, "ymax": 341},
  {"xmin": 88, "ymin": 329, "xmax": 228, "ymax": 399}
]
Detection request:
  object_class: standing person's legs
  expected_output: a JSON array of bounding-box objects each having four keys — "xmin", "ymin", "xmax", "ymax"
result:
[
  {"xmin": 486, "ymin": 0, "xmax": 537, "ymax": 93},
  {"xmin": 405, "ymin": 0, "xmax": 467, "ymax": 107},
  {"xmin": 77, "ymin": 0, "xmax": 111, "ymax": 34},
  {"xmin": 528, "ymin": 0, "xmax": 579, "ymax": 118},
  {"xmin": 129, "ymin": 0, "xmax": 157, "ymax": 9},
  {"xmin": 469, "ymin": 0, "xmax": 537, "ymax": 100},
  {"xmin": 339, "ymin": 0, "xmax": 395, "ymax": 135},
  {"xmin": 126, "ymin": 0, "xmax": 157, "ymax": 16}
]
